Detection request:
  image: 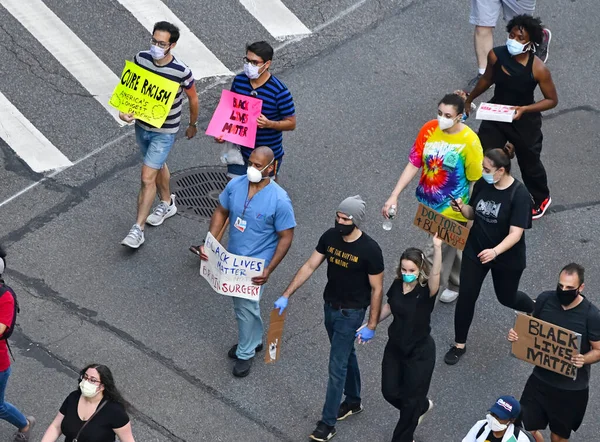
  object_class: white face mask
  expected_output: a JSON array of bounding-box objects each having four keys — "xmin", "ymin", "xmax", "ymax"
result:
[
  {"xmin": 79, "ymin": 379, "xmax": 100, "ymax": 398},
  {"xmin": 150, "ymin": 44, "xmax": 168, "ymax": 60},
  {"xmin": 506, "ymin": 38, "xmax": 529, "ymax": 56},
  {"xmin": 438, "ymin": 115, "xmax": 457, "ymax": 131},
  {"xmin": 247, "ymin": 158, "xmax": 274, "ymax": 183},
  {"xmin": 244, "ymin": 62, "xmax": 264, "ymax": 80},
  {"xmin": 486, "ymin": 414, "xmax": 508, "ymax": 432}
]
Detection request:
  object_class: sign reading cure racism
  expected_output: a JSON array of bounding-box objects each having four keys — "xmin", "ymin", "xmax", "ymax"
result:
[
  {"xmin": 109, "ymin": 60, "xmax": 180, "ymax": 127},
  {"xmin": 413, "ymin": 203, "xmax": 470, "ymax": 250},
  {"xmin": 205, "ymin": 90, "xmax": 263, "ymax": 149},
  {"xmin": 199, "ymin": 232, "xmax": 265, "ymax": 301},
  {"xmin": 512, "ymin": 313, "xmax": 582, "ymax": 379}
]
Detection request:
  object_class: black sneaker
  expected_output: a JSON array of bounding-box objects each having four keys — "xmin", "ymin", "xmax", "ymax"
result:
[
  {"xmin": 444, "ymin": 346, "xmax": 466, "ymax": 365},
  {"xmin": 232, "ymin": 358, "xmax": 252, "ymax": 377},
  {"xmin": 337, "ymin": 402, "xmax": 363, "ymax": 421},
  {"xmin": 537, "ymin": 28, "xmax": 552, "ymax": 63},
  {"xmin": 463, "ymin": 73, "xmax": 482, "ymax": 94},
  {"xmin": 309, "ymin": 421, "xmax": 336, "ymax": 441},
  {"xmin": 228, "ymin": 343, "xmax": 264, "ymax": 360}
]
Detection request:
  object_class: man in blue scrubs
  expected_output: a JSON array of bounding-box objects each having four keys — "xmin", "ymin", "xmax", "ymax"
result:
[{"xmin": 199, "ymin": 146, "xmax": 296, "ymax": 377}]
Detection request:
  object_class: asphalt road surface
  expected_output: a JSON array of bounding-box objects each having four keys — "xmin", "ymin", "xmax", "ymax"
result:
[{"xmin": 1, "ymin": 0, "xmax": 599, "ymax": 441}]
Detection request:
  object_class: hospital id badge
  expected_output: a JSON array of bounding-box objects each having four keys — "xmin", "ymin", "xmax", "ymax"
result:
[{"xmin": 234, "ymin": 217, "xmax": 247, "ymax": 232}]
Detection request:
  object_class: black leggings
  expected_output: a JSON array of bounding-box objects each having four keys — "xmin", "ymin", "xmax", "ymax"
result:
[
  {"xmin": 381, "ymin": 336, "xmax": 436, "ymax": 442},
  {"xmin": 454, "ymin": 257, "xmax": 534, "ymax": 344}
]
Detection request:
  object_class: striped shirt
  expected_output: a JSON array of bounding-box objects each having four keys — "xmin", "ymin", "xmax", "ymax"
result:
[
  {"xmin": 134, "ymin": 51, "xmax": 194, "ymax": 134},
  {"xmin": 231, "ymin": 74, "xmax": 295, "ymax": 159}
]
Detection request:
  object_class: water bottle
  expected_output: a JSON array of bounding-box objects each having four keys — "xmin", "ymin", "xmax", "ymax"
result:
[
  {"xmin": 383, "ymin": 205, "xmax": 396, "ymax": 231},
  {"xmin": 461, "ymin": 102, "xmax": 478, "ymax": 121}
]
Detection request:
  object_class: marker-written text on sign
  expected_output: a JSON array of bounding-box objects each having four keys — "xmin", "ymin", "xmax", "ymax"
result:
[
  {"xmin": 205, "ymin": 90, "xmax": 263, "ymax": 149},
  {"xmin": 109, "ymin": 60, "xmax": 179, "ymax": 127},
  {"xmin": 512, "ymin": 313, "xmax": 582, "ymax": 379},
  {"xmin": 199, "ymin": 232, "xmax": 265, "ymax": 301},
  {"xmin": 413, "ymin": 203, "xmax": 470, "ymax": 250}
]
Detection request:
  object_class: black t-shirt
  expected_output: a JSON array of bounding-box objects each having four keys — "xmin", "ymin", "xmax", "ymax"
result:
[
  {"xmin": 59, "ymin": 391, "xmax": 130, "ymax": 442},
  {"xmin": 464, "ymin": 179, "xmax": 532, "ymax": 269},
  {"xmin": 532, "ymin": 291, "xmax": 600, "ymax": 390},
  {"xmin": 316, "ymin": 228, "xmax": 384, "ymax": 308},
  {"xmin": 387, "ymin": 280, "xmax": 436, "ymax": 353}
]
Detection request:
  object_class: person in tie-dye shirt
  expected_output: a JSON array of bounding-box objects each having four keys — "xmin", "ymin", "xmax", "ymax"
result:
[{"xmin": 383, "ymin": 93, "xmax": 483, "ymax": 303}]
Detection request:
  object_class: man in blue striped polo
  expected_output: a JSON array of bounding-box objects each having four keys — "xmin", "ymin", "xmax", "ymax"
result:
[
  {"xmin": 223, "ymin": 41, "xmax": 296, "ymax": 180},
  {"xmin": 120, "ymin": 21, "xmax": 199, "ymax": 249}
]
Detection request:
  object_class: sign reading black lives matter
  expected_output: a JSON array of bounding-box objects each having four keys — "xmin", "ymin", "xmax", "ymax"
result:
[{"xmin": 512, "ymin": 313, "xmax": 582, "ymax": 379}]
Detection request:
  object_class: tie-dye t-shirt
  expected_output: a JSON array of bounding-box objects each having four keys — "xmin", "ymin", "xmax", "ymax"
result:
[{"xmin": 409, "ymin": 120, "xmax": 483, "ymax": 222}]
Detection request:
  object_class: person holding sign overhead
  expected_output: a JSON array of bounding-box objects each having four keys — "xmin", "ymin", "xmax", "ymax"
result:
[
  {"xmin": 120, "ymin": 21, "xmax": 199, "ymax": 249},
  {"xmin": 445, "ymin": 144, "xmax": 534, "ymax": 365},
  {"xmin": 362, "ymin": 235, "xmax": 442, "ymax": 442},
  {"xmin": 197, "ymin": 146, "xmax": 296, "ymax": 378},
  {"xmin": 220, "ymin": 42, "xmax": 296, "ymax": 180},
  {"xmin": 383, "ymin": 93, "xmax": 483, "ymax": 304},
  {"xmin": 275, "ymin": 196, "xmax": 384, "ymax": 442},
  {"xmin": 507, "ymin": 263, "xmax": 600, "ymax": 442},
  {"xmin": 464, "ymin": 15, "xmax": 558, "ymax": 220}
]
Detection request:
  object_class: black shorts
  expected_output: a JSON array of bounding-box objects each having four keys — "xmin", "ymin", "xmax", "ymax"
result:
[{"xmin": 520, "ymin": 374, "xmax": 589, "ymax": 439}]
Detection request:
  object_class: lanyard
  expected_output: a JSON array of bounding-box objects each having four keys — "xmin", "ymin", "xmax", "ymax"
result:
[{"xmin": 242, "ymin": 191, "xmax": 254, "ymax": 218}]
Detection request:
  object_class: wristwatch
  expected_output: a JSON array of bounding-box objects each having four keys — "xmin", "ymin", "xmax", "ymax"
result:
[{"xmin": 189, "ymin": 122, "xmax": 197, "ymax": 127}]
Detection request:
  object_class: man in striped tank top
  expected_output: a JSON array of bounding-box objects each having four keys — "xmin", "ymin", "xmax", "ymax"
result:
[
  {"xmin": 221, "ymin": 41, "xmax": 296, "ymax": 180},
  {"xmin": 120, "ymin": 21, "xmax": 199, "ymax": 249}
]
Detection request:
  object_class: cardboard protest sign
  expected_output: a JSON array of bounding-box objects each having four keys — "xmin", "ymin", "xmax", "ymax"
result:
[
  {"xmin": 109, "ymin": 60, "xmax": 180, "ymax": 127},
  {"xmin": 413, "ymin": 203, "xmax": 470, "ymax": 250},
  {"xmin": 199, "ymin": 232, "xmax": 265, "ymax": 301},
  {"xmin": 512, "ymin": 313, "xmax": 582, "ymax": 379},
  {"xmin": 475, "ymin": 102, "xmax": 515, "ymax": 123},
  {"xmin": 265, "ymin": 309, "xmax": 286, "ymax": 364},
  {"xmin": 205, "ymin": 90, "xmax": 263, "ymax": 149}
]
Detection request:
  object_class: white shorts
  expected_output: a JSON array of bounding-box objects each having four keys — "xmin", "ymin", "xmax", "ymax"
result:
[{"xmin": 470, "ymin": 0, "xmax": 536, "ymax": 27}]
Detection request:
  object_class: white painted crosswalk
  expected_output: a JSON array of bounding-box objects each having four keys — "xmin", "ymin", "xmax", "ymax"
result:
[{"xmin": 0, "ymin": 0, "xmax": 313, "ymax": 176}]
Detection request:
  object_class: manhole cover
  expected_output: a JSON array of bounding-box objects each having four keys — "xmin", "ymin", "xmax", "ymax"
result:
[{"xmin": 170, "ymin": 166, "xmax": 228, "ymax": 221}]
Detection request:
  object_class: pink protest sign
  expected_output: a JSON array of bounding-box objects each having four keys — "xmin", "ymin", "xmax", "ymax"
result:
[{"xmin": 205, "ymin": 90, "xmax": 263, "ymax": 148}]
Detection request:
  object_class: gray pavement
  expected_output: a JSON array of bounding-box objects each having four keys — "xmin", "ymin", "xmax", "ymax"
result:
[{"xmin": 1, "ymin": 0, "xmax": 599, "ymax": 441}]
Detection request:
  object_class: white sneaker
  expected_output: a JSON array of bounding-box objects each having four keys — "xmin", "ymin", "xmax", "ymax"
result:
[
  {"xmin": 417, "ymin": 399, "xmax": 434, "ymax": 427},
  {"xmin": 439, "ymin": 288, "xmax": 459, "ymax": 303},
  {"xmin": 146, "ymin": 194, "xmax": 177, "ymax": 226},
  {"xmin": 121, "ymin": 224, "xmax": 145, "ymax": 249}
]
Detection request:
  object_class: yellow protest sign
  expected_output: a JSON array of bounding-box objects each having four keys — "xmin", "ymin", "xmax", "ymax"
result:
[{"xmin": 109, "ymin": 60, "xmax": 180, "ymax": 128}]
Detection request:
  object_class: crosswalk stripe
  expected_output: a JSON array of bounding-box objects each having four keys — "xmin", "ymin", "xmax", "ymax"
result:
[
  {"xmin": 1, "ymin": 0, "xmax": 125, "ymax": 126},
  {"xmin": 0, "ymin": 91, "xmax": 73, "ymax": 173},
  {"xmin": 238, "ymin": 0, "xmax": 311, "ymax": 40},
  {"xmin": 115, "ymin": 0, "xmax": 233, "ymax": 80}
]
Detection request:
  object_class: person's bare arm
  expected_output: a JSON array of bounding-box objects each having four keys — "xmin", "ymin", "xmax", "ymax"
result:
[
  {"xmin": 252, "ymin": 228, "xmax": 294, "ymax": 285},
  {"xmin": 572, "ymin": 340, "xmax": 600, "ymax": 368},
  {"xmin": 281, "ymin": 250, "xmax": 326, "ymax": 299},
  {"xmin": 184, "ymin": 86, "xmax": 199, "ymax": 139},
  {"xmin": 515, "ymin": 60, "xmax": 558, "ymax": 119},
  {"xmin": 465, "ymin": 50, "xmax": 497, "ymax": 110},
  {"xmin": 198, "ymin": 205, "xmax": 230, "ymax": 260},
  {"xmin": 114, "ymin": 422, "xmax": 136, "ymax": 442},
  {"xmin": 40, "ymin": 413, "xmax": 64, "ymax": 442},
  {"xmin": 478, "ymin": 226, "xmax": 524, "ymax": 264},
  {"xmin": 382, "ymin": 162, "xmax": 420, "ymax": 216},
  {"xmin": 366, "ymin": 272, "xmax": 384, "ymax": 330},
  {"xmin": 257, "ymin": 115, "xmax": 296, "ymax": 131}
]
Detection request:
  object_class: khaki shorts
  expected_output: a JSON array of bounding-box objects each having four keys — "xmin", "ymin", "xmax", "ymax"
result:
[{"xmin": 470, "ymin": 0, "xmax": 536, "ymax": 27}]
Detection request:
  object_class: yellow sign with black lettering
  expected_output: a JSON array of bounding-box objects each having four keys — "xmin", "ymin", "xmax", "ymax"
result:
[{"xmin": 109, "ymin": 60, "xmax": 179, "ymax": 128}]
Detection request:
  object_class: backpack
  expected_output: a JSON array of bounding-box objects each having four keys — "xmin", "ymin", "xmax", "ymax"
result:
[
  {"xmin": 476, "ymin": 422, "xmax": 535, "ymax": 441},
  {"xmin": 0, "ymin": 282, "xmax": 19, "ymax": 359}
]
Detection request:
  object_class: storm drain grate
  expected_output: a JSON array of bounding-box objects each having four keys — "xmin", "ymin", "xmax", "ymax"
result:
[{"xmin": 170, "ymin": 166, "xmax": 228, "ymax": 221}]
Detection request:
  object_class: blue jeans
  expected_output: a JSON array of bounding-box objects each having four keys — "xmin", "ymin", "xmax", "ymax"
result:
[
  {"xmin": 0, "ymin": 367, "xmax": 27, "ymax": 429},
  {"xmin": 233, "ymin": 292, "xmax": 264, "ymax": 360},
  {"xmin": 135, "ymin": 124, "xmax": 176, "ymax": 170},
  {"xmin": 321, "ymin": 303, "xmax": 366, "ymax": 426}
]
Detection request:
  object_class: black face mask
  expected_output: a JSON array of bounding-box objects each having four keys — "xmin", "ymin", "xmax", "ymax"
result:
[
  {"xmin": 335, "ymin": 221, "xmax": 356, "ymax": 236},
  {"xmin": 556, "ymin": 284, "xmax": 580, "ymax": 306}
]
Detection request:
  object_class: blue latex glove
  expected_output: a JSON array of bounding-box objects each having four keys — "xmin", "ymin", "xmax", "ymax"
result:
[
  {"xmin": 274, "ymin": 296, "xmax": 288, "ymax": 315},
  {"xmin": 356, "ymin": 325, "xmax": 375, "ymax": 343}
]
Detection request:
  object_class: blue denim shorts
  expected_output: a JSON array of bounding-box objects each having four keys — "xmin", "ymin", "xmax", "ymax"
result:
[{"xmin": 135, "ymin": 124, "xmax": 176, "ymax": 169}]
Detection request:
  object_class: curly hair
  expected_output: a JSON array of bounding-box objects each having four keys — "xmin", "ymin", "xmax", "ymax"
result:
[
  {"xmin": 506, "ymin": 14, "xmax": 544, "ymax": 46},
  {"xmin": 79, "ymin": 364, "xmax": 130, "ymax": 410}
]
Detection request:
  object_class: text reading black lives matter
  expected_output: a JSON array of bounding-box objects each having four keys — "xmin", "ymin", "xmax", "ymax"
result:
[
  {"xmin": 526, "ymin": 318, "xmax": 580, "ymax": 378},
  {"xmin": 222, "ymin": 97, "xmax": 252, "ymax": 137}
]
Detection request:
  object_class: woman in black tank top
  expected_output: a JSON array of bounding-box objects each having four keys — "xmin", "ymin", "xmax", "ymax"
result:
[{"xmin": 464, "ymin": 14, "xmax": 558, "ymax": 220}]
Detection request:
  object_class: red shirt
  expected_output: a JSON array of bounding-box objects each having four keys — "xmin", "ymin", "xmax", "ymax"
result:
[{"xmin": 0, "ymin": 288, "xmax": 14, "ymax": 371}]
